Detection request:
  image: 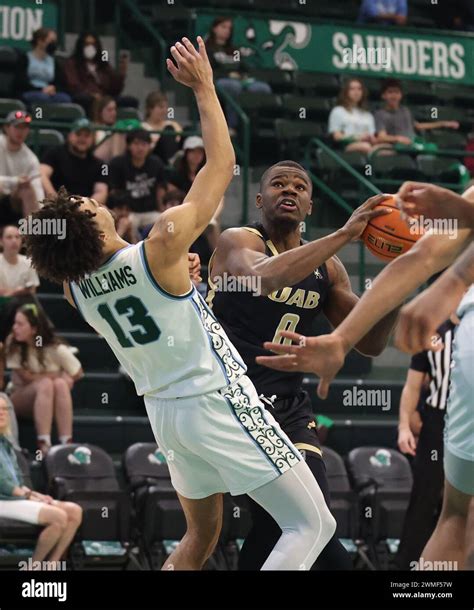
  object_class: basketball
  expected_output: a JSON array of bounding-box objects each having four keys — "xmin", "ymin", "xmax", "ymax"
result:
[{"xmin": 362, "ymin": 195, "xmax": 422, "ymax": 262}]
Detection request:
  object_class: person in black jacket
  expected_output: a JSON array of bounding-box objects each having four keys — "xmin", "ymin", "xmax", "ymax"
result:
[{"xmin": 17, "ymin": 28, "xmax": 71, "ymax": 106}]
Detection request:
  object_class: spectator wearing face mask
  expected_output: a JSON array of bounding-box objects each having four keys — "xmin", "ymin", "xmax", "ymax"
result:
[
  {"xmin": 40, "ymin": 118, "xmax": 108, "ymax": 205},
  {"xmin": 63, "ymin": 31, "xmax": 138, "ymax": 117},
  {"xmin": 17, "ymin": 28, "xmax": 71, "ymax": 106}
]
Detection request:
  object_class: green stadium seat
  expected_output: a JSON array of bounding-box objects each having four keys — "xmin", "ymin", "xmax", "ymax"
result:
[
  {"xmin": 0, "ymin": 46, "xmax": 19, "ymax": 97},
  {"xmin": 425, "ymin": 130, "xmax": 467, "ymax": 150},
  {"xmin": 31, "ymin": 102, "xmax": 85, "ymax": 123},
  {"xmin": 433, "ymin": 83, "xmax": 458, "ymax": 104},
  {"xmin": 417, "ymin": 155, "xmax": 468, "ymax": 185},
  {"xmin": 26, "ymin": 129, "xmax": 64, "ymax": 156},
  {"xmin": 283, "ymin": 95, "xmax": 331, "ymax": 123},
  {"xmin": 249, "ymin": 68, "xmax": 294, "ymax": 94},
  {"xmin": 403, "ymin": 80, "xmax": 437, "ymax": 105},
  {"xmin": 317, "ymin": 149, "xmax": 367, "ymax": 173},
  {"xmin": 294, "ymin": 72, "xmax": 340, "ymax": 98},
  {"xmin": 371, "ymin": 153, "xmax": 424, "ymax": 184},
  {"xmin": 0, "ymin": 98, "xmax": 26, "ymax": 119},
  {"xmin": 275, "ymin": 119, "xmax": 324, "ymax": 158}
]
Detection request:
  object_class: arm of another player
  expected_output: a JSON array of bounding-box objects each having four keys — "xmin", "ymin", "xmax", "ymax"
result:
[
  {"xmin": 211, "ymin": 194, "xmax": 393, "ymax": 296},
  {"xmin": 147, "ymin": 37, "xmax": 235, "ymax": 259},
  {"xmin": 398, "ymin": 369, "xmax": 425, "ymax": 456},
  {"xmin": 322, "ymin": 255, "xmax": 401, "ymax": 357},
  {"xmin": 394, "ymin": 239, "xmax": 474, "ymax": 354}
]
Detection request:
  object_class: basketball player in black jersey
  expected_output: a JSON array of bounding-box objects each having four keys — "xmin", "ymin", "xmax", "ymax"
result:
[{"xmin": 207, "ymin": 160, "xmax": 400, "ymax": 569}]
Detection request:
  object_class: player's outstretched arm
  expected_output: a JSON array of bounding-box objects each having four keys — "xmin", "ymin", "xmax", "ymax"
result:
[
  {"xmin": 211, "ymin": 194, "xmax": 392, "ymax": 296},
  {"xmin": 394, "ymin": 239, "xmax": 474, "ymax": 353},
  {"xmin": 148, "ymin": 36, "xmax": 235, "ymax": 256}
]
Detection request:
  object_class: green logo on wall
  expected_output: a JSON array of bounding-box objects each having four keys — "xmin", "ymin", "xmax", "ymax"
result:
[{"xmin": 0, "ymin": 0, "xmax": 58, "ymax": 49}]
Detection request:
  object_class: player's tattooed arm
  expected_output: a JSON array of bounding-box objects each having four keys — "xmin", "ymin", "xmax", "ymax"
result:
[
  {"xmin": 394, "ymin": 239, "xmax": 474, "ymax": 353},
  {"xmin": 323, "ymin": 255, "xmax": 400, "ymax": 356}
]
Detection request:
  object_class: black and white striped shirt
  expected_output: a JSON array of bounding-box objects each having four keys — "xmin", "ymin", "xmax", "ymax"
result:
[{"xmin": 410, "ymin": 320, "xmax": 455, "ymax": 411}]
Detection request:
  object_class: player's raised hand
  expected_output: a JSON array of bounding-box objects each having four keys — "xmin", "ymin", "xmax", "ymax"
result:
[
  {"xmin": 256, "ymin": 332, "xmax": 346, "ymax": 399},
  {"xmin": 342, "ymin": 193, "xmax": 393, "ymax": 241},
  {"xmin": 166, "ymin": 36, "xmax": 213, "ymax": 90}
]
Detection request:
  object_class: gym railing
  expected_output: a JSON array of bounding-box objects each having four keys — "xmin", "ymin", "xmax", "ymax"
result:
[{"xmin": 304, "ymin": 137, "xmax": 382, "ymax": 294}]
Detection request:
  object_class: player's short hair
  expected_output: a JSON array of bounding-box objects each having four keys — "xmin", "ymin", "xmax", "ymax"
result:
[
  {"xmin": 24, "ymin": 187, "xmax": 104, "ymax": 284},
  {"xmin": 259, "ymin": 160, "xmax": 309, "ymax": 191}
]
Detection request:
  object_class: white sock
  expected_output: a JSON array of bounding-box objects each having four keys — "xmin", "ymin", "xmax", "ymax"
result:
[
  {"xmin": 37, "ymin": 435, "xmax": 51, "ymax": 445},
  {"xmin": 59, "ymin": 435, "xmax": 71, "ymax": 444}
]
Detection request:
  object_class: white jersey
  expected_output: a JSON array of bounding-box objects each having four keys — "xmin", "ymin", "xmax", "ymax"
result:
[
  {"xmin": 457, "ymin": 284, "xmax": 474, "ymax": 318},
  {"xmin": 70, "ymin": 242, "xmax": 246, "ymax": 398}
]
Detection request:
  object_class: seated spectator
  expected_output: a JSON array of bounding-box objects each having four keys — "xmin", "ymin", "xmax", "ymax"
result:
[
  {"xmin": 64, "ymin": 31, "xmax": 138, "ymax": 117},
  {"xmin": 0, "ymin": 397, "xmax": 83, "ymax": 565},
  {"xmin": 92, "ymin": 96, "xmax": 127, "ymax": 162},
  {"xmin": 0, "ymin": 224, "xmax": 39, "ymax": 341},
  {"xmin": 205, "ymin": 16, "xmax": 272, "ymax": 133},
  {"xmin": 328, "ymin": 79, "xmax": 379, "ymax": 154},
  {"xmin": 358, "ymin": 0, "xmax": 407, "ymax": 25},
  {"xmin": 168, "ymin": 136, "xmax": 205, "ymax": 193},
  {"xmin": 109, "ymin": 129, "xmax": 166, "ymax": 238},
  {"xmin": 142, "ymin": 91, "xmax": 183, "ymax": 164},
  {"xmin": 0, "ymin": 111, "xmax": 44, "ymax": 226},
  {"xmin": 18, "ymin": 27, "xmax": 71, "ymax": 107},
  {"xmin": 375, "ymin": 79, "xmax": 460, "ymax": 146},
  {"xmin": 107, "ymin": 190, "xmax": 136, "ymax": 244},
  {"xmin": 5, "ymin": 304, "xmax": 83, "ymax": 456},
  {"xmin": 40, "ymin": 118, "xmax": 108, "ymax": 205},
  {"xmin": 0, "ymin": 392, "xmax": 19, "ymax": 448}
]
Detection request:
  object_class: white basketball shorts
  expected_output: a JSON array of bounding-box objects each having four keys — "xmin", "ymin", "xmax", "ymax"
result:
[{"xmin": 144, "ymin": 375, "xmax": 303, "ymax": 499}]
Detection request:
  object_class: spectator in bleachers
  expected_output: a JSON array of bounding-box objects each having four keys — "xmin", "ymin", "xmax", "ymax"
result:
[
  {"xmin": 40, "ymin": 118, "xmax": 108, "ymax": 205},
  {"xmin": 0, "ymin": 392, "xmax": 19, "ymax": 448},
  {"xmin": 0, "ymin": 225, "xmax": 39, "ymax": 342},
  {"xmin": 0, "ymin": 397, "xmax": 83, "ymax": 564},
  {"xmin": 109, "ymin": 129, "xmax": 166, "ymax": 239},
  {"xmin": 107, "ymin": 190, "xmax": 136, "ymax": 244},
  {"xmin": 0, "ymin": 111, "xmax": 43, "ymax": 226},
  {"xmin": 63, "ymin": 31, "xmax": 138, "ymax": 117},
  {"xmin": 5, "ymin": 303, "xmax": 83, "ymax": 456},
  {"xmin": 357, "ymin": 0, "xmax": 407, "ymax": 25},
  {"xmin": 205, "ymin": 16, "xmax": 272, "ymax": 133},
  {"xmin": 18, "ymin": 27, "xmax": 71, "ymax": 107},
  {"xmin": 328, "ymin": 78, "xmax": 380, "ymax": 154},
  {"xmin": 92, "ymin": 96, "xmax": 127, "ymax": 162},
  {"xmin": 375, "ymin": 79, "xmax": 460, "ymax": 146},
  {"xmin": 167, "ymin": 136, "xmax": 207, "ymax": 195},
  {"xmin": 142, "ymin": 91, "xmax": 183, "ymax": 165}
]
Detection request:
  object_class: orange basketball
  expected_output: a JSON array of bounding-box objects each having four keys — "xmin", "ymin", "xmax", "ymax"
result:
[{"xmin": 361, "ymin": 195, "xmax": 423, "ymax": 262}]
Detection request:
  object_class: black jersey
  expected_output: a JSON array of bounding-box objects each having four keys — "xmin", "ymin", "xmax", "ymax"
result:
[{"xmin": 207, "ymin": 222, "xmax": 331, "ymax": 397}]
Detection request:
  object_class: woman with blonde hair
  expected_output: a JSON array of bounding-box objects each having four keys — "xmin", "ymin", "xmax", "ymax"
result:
[
  {"xmin": 0, "ymin": 397, "xmax": 82, "ymax": 565},
  {"xmin": 5, "ymin": 303, "xmax": 83, "ymax": 456},
  {"xmin": 328, "ymin": 78, "xmax": 380, "ymax": 153}
]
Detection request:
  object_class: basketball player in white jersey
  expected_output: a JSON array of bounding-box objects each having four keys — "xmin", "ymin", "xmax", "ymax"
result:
[
  {"xmin": 24, "ymin": 37, "xmax": 336, "ymax": 571},
  {"xmin": 258, "ymin": 181, "xmax": 474, "ymax": 568}
]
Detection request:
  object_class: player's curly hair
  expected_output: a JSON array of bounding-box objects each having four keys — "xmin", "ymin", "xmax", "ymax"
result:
[{"xmin": 24, "ymin": 187, "xmax": 104, "ymax": 284}]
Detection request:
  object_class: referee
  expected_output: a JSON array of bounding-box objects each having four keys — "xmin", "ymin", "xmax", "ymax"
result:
[{"xmin": 395, "ymin": 317, "xmax": 457, "ymax": 569}]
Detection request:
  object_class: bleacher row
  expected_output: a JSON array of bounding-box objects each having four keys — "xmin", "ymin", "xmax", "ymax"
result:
[{"xmin": 0, "ymin": 442, "xmax": 413, "ymax": 570}]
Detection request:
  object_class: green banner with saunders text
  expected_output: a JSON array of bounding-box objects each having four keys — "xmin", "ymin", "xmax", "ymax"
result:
[
  {"xmin": 0, "ymin": 0, "xmax": 58, "ymax": 48},
  {"xmin": 196, "ymin": 13, "xmax": 474, "ymax": 84}
]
